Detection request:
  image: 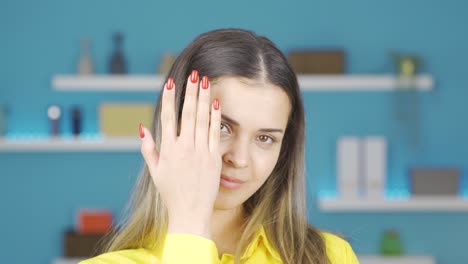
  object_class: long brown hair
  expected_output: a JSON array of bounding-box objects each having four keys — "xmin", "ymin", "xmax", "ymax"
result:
[{"xmin": 102, "ymin": 28, "xmax": 329, "ymax": 264}]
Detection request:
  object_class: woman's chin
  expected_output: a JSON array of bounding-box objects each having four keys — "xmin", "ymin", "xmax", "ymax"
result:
[{"xmin": 214, "ymin": 194, "xmax": 243, "ymax": 210}]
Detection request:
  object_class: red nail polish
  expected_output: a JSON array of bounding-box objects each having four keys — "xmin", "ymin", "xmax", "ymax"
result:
[
  {"xmin": 190, "ymin": 70, "xmax": 199, "ymax": 83},
  {"xmin": 202, "ymin": 76, "xmax": 209, "ymax": 89},
  {"xmin": 139, "ymin": 123, "xmax": 145, "ymax": 138},
  {"xmin": 166, "ymin": 78, "xmax": 174, "ymax": 90},
  {"xmin": 213, "ymin": 98, "xmax": 219, "ymax": 110}
]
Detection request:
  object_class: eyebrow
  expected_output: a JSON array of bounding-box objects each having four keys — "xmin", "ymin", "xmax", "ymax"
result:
[{"xmin": 221, "ymin": 114, "xmax": 284, "ymax": 133}]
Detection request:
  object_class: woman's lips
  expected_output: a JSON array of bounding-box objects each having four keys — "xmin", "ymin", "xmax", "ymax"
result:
[{"xmin": 220, "ymin": 175, "xmax": 245, "ymax": 190}]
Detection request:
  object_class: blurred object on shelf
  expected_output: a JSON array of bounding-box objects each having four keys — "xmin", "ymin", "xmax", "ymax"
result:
[
  {"xmin": 71, "ymin": 106, "xmax": 82, "ymax": 136},
  {"xmin": 337, "ymin": 137, "xmax": 361, "ymax": 198},
  {"xmin": 0, "ymin": 104, "xmax": 8, "ymax": 136},
  {"xmin": 109, "ymin": 32, "xmax": 127, "ymax": 74},
  {"xmin": 64, "ymin": 229, "xmax": 105, "ymax": 258},
  {"xmin": 394, "ymin": 54, "xmax": 420, "ymax": 76},
  {"xmin": 78, "ymin": 38, "xmax": 94, "ymax": 75},
  {"xmin": 288, "ymin": 50, "xmax": 345, "ymax": 74},
  {"xmin": 61, "ymin": 208, "xmax": 112, "ymax": 257},
  {"xmin": 363, "ymin": 136, "xmax": 387, "ymax": 198},
  {"xmin": 48, "ymin": 105, "xmax": 62, "ymax": 137},
  {"xmin": 99, "ymin": 102, "xmax": 153, "ymax": 136},
  {"xmin": 410, "ymin": 168, "xmax": 460, "ymax": 196},
  {"xmin": 77, "ymin": 209, "xmax": 112, "ymax": 234},
  {"xmin": 159, "ymin": 52, "xmax": 176, "ymax": 75},
  {"xmin": 380, "ymin": 229, "xmax": 404, "ymax": 256},
  {"xmin": 391, "ymin": 51, "xmax": 424, "ymax": 149}
]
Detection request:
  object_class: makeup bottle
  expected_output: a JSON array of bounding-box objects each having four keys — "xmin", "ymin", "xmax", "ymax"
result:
[
  {"xmin": 48, "ymin": 105, "xmax": 62, "ymax": 137},
  {"xmin": 71, "ymin": 106, "xmax": 82, "ymax": 137}
]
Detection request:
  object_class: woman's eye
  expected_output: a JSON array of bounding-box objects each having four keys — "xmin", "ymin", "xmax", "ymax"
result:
[
  {"xmin": 258, "ymin": 135, "xmax": 274, "ymax": 143},
  {"xmin": 220, "ymin": 123, "xmax": 230, "ymax": 133}
]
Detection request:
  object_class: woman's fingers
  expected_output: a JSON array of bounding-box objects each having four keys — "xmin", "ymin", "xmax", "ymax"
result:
[
  {"xmin": 160, "ymin": 78, "xmax": 176, "ymax": 145},
  {"xmin": 195, "ymin": 76, "xmax": 211, "ymax": 149},
  {"xmin": 179, "ymin": 70, "xmax": 200, "ymax": 145},
  {"xmin": 140, "ymin": 124, "xmax": 159, "ymax": 177},
  {"xmin": 209, "ymin": 98, "xmax": 221, "ymax": 153},
  {"xmin": 144, "ymin": 71, "xmax": 222, "ymax": 236}
]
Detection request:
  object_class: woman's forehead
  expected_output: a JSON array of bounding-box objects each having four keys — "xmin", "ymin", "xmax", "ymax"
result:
[{"xmin": 210, "ymin": 77, "xmax": 291, "ymax": 130}]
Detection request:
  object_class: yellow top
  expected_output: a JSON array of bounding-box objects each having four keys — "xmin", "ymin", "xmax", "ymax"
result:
[{"xmin": 80, "ymin": 226, "xmax": 358, "ymax": 263}]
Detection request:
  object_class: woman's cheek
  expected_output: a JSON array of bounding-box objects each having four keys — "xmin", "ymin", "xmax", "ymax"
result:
[
  {"xmin": 263, "ymin": 149, "xmax": 281, "ymax": 172},
  {"xmin": 219, "ymin": 135, "xmax": 230, "ymax": 153}
]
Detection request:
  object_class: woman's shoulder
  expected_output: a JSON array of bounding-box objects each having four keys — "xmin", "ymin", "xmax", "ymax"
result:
[
  {"xmin": 79, "ymin": 248, "xmax": 160, "ymax": 264},
  {"xmin": 320, "ymin": 231, "xmax": 359, "ymax": 264}
]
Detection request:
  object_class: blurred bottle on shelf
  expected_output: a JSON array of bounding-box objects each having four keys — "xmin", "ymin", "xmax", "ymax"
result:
[
  {"xmin": 159, "ymin": 52, "xmax": 176, "ymax": 75},
  {"xmin": 78, "ymin": 38, "xmax": 94, "ymax": 75},
  {"xmin": 47, "ymin": 105, "xmax": 62, "ymax": 137},
  {"xmin": 109, "ymin": 32, "xmax": 127, "ymax": 74},
  {"xmin": 71, "ymin": 106, "xmax": 82, "ymax": 137},
  {"xmin": 0, "ymin": 104, "xmax": 7, "ymax": 137}
]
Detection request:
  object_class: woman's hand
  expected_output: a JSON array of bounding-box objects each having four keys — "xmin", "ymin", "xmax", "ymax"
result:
[{"xmin": 139, "ymin": 70, "xmax": 222, "ymax": 238}]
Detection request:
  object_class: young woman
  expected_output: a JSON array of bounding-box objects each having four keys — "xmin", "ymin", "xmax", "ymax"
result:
[{"xmin": 81, "ymin": 28, "xmax": 358, "ymax": 264}]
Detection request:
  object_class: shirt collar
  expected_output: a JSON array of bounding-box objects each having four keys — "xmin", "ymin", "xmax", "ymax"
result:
[
  {"xmin": 152, "ymin": 225, "xmax": 283, "ymax": 261},
  {"xmin": 241, "ymin": 225, "xmax": 282, "ymax": 261}
]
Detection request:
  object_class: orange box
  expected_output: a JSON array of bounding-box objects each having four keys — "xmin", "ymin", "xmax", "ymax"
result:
[{"xmin": 77, "ymin": 209, "xmax": 112, "ymax": 234}]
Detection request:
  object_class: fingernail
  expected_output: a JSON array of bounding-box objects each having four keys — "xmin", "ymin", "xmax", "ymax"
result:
[
  {"xmin": 190, "ymin": 70, "xmax": 199, "ymax": 83},
  {"xmin": 139, "ymin": 123, "xmax": 145, "ymax": 138},
  {"xmin": 202, "ymin": 76, "xmax": 209, "ymax": 89},
  {"xmin": 166, "ymin": 78, "xmax": 174, "ymax": 90},
  {"xmin": 213, "ymin": 98, "xmax": 219, "ymax": 110}
]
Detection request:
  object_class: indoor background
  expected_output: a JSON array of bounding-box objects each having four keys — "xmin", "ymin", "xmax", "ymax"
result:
[{"xmin": 1, "ymin": 0, "xmax": 467, "ymax": 263}]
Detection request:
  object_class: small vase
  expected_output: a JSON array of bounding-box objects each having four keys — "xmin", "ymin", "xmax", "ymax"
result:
[{"xmin": 380, "ymin": 229, "xmax": 403, "ymax": 256}]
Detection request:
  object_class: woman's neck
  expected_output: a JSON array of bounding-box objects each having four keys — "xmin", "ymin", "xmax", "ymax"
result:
[{"xmin": 211, "ymin": 206, "xmax": 245, "ymax": 257}]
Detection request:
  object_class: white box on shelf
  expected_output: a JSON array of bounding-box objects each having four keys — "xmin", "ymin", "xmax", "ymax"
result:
[
  {"xmin": 337, "ymin": 137, "xmax": 362, "ymax": 198},
  {"xmin": 363, "ymin": 136, "xmax": 387, "ymax": 198}
]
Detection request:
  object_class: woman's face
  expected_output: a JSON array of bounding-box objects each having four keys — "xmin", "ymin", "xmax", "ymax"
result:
[{"xmin": 210, "ymin": 76, "xmax": 291, "ymax": 210}]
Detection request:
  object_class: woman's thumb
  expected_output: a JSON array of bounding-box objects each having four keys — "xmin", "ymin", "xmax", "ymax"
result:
[{"xmin": 139, "ymin": 123, "xmax": 159, "ymax": 174}]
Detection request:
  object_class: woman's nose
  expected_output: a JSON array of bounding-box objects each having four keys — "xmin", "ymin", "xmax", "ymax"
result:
[{"xmin": 222, "ymin": 142, "xmax": 249, "ymax": 169}]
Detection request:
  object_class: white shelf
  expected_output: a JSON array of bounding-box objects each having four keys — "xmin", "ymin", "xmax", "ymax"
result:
[
  {"xmin": 298, "ymin": 74, "xmax": 433, "ymax": 91},
  {"xmin": 358, "ymin": 255, "xmax": 435, "ymax": 264},
  {"xmin": 52, "ymin": 75, "xmax": 165, "ymax": 91},
  {"xmin": 319, "ymin": 197, "xmax": 468, "ymax": 212},
  {"xmin": 52, "ymin": 74, "xmax": 434, "ymax": 92},
  {"xmin": 0, "ymin": 136, "xmax": 140, "ymax": 152}
]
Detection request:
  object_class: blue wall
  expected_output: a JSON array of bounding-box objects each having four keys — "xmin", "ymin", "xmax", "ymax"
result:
[{"xmin": 1, "ymin": 0, "xmax": 467, "ymax": 263}]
